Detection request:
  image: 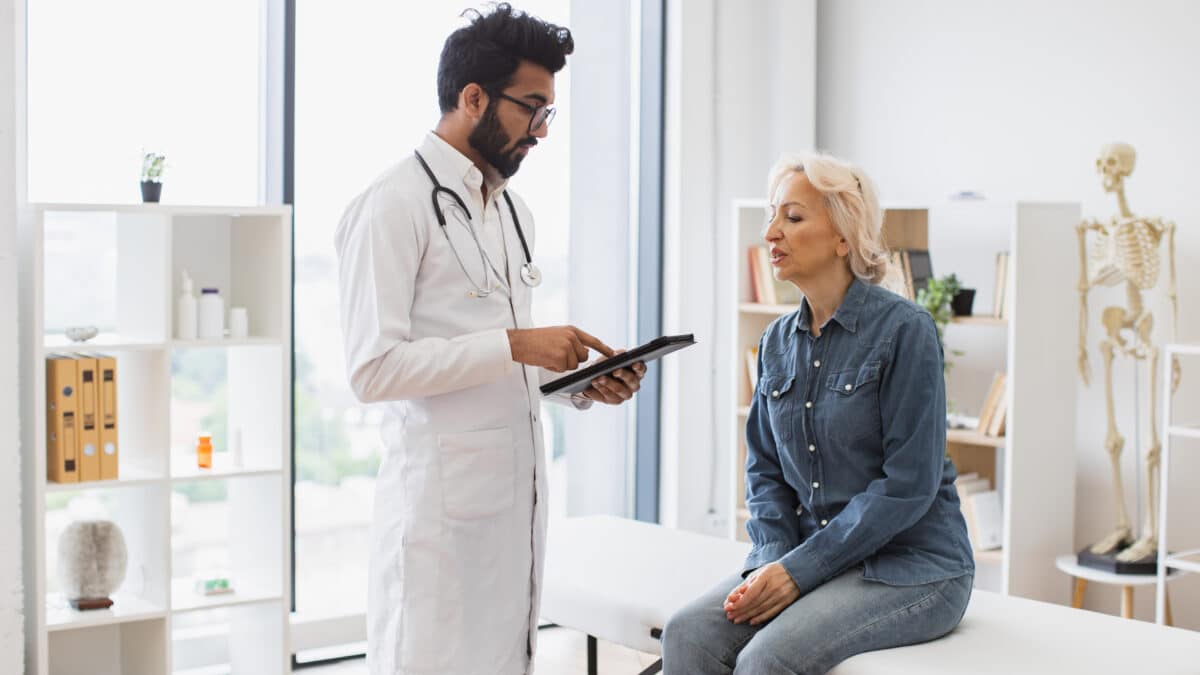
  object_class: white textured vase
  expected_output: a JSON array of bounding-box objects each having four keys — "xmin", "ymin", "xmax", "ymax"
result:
[{"xmin": 57, "ymin": 520, "xmax": 128, "ymax": 601}]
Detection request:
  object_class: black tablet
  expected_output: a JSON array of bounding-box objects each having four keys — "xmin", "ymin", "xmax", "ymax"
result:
[{"xmin": 540, "ymin": 333, "xmax": 696, "ymax": 396}]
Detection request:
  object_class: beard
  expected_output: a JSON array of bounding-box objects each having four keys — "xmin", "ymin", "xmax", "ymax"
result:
[{"xmin": 468, "ymin": 103, "xmax": 535, "ymax": 179}]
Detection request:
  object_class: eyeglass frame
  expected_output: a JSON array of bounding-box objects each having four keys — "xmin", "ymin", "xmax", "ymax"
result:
[{"xmin": 493, "ymin": 91, "xmax": 557, "ymax": 133}]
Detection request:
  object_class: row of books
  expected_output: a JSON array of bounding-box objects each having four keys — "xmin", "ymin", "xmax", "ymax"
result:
[
  {"xmin": 887, "ymin": 249, "xmax": 932, "ymax": 302},
  {"xmin": 977, "ymin": 371, "xmax": 1007, "ymax": 437},
  {"xmin": 747, "ymin": 246, "xmax": 801, "ymax": 305},
  {"xmin": 956, "ymin": 472, "xmax": 1002, "ymax": 551},
  {"xmin": 46, "ymin": 354, "xmax": 120, "ymax": 483}
]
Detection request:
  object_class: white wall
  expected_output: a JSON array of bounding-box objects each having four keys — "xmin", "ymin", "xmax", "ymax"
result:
[
  {"xmin": 817, "ymin": 0, "xmax": 1200, "ymax": 626},
  {"xmin": 1, "ymin": 0, "xmax": 24, "ymax": 669},
  {"xmin": 661, "ymin": 0, "xmax": 815, "ymax": 533}
]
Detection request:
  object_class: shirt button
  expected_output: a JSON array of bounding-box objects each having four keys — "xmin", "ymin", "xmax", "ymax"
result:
[
  {"xmin": 808, "ymin": 444, "xmax": 815, "ymax": 452},
  {"xmin": 814, "ymin": 360, "xmax": 821, "ymax": 367},
  {"xmin": 771, "ymin": 390, "xmax": 781, "ymax": 399},
  {"xmin": 812, "ymin": 481, "xmax": 820, "ymax": 489},
  {"xmin": 844, "ymin": 384, "xmax": 853, "ymax": 391},
  {"xmin": 805, "ymin": 401, "xmax": 813, "ymax": 409},
  {"xmin": 821, "ymin": 519, "xmax": 828, "ymax": 526}
]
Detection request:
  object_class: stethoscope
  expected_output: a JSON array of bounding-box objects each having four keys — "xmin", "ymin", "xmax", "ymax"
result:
[{"xmin": 414, "ymin": 150, "xmax": 541, "ymax": 298}]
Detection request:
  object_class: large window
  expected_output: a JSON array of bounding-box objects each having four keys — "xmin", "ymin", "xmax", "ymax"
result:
[
  {"xmin": 26, "ymin": 0, "xmax": 261, "ymax": 205},
  {"xmin": 291, "ymin": 0, "xmax": 573, "ymax": 645}
]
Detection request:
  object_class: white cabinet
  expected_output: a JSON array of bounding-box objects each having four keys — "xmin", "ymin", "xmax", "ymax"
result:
[{"xmin": 20, "ymin": 204, "xmax": 293, "ymax": 675}]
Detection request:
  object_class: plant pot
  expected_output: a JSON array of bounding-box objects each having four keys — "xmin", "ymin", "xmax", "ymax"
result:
[
  {"xmin": 140, "ymin": 180, "xmax": 162, "ymax": 203},
  {"xmin": 951, "ymin": 288, "xmax": 976, "ymax": 316}
]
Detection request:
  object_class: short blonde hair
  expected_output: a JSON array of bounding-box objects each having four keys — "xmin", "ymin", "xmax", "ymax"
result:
[{"xmin": 766, "ymin": 152, "xmax": 890, "ymax": 285}]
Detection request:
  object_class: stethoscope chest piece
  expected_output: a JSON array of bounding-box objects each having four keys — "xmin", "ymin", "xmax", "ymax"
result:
[{"xmin": 520, "ymin": 262, "xmax": 542, "ymax": 288}]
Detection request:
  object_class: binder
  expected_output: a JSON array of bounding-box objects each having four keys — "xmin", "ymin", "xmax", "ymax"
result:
[
  {"xmin": 93, "ymin": 354, "xmax": 120, "ymax": 479},
  {"xmin": 45, "ymin": 356, "xmax": 79, "ymax": 483},
  {"xmin": 74, "ymin": 356, "xmax": 103, "ymax": 482}
]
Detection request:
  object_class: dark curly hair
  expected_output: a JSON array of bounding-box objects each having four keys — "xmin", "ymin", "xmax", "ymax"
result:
[{"xmin": 437, "ymin": 3, "xmax": 574, "ymax": 114}]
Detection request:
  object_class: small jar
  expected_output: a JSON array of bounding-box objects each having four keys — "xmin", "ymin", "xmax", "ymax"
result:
[
  {"xmin": 198, "ymin": 288, "xmax": 225, "ymax": 339},
  {"xmin": 197, "ymin": 433, "xmax": 213, "ymax": 469}
]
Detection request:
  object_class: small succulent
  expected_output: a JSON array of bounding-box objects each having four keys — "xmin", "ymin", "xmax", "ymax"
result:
[{"xmin": 141, "ymin": 152, "xmax": 166, "ymax": 183}]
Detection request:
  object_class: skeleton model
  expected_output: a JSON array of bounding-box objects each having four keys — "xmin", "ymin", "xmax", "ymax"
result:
[{"xmin": 1077, "ymin": 142, "xmax": 1180, "ymax": 563}]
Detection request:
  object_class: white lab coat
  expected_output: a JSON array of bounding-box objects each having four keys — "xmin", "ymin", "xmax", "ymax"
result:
[{"xmin": 335, "ymin": 132, "xmax": 580, "ymax": 674}]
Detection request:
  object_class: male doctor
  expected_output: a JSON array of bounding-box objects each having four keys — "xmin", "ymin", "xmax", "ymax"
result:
[{"xmin": 335, "ymin": 4, "xmax": 645, "ymax": 674}]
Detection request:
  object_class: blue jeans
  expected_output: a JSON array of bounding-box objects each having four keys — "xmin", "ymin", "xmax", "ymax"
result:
[{"xmin": 661, "ymin": 568, "xmax": 972, "ymax": 675}]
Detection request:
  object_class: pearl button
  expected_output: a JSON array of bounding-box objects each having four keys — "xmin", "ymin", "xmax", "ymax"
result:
[
  {"xmin": 808, "ymin": 444, "xmax": 815, "ymax": 452},
  {"xmin": 805, "ymin": 401, "xmax": 813, "ymax": 409},
  {"xmin": 821, "ymin": 519, "xmax": 828, "ymax": 526},
  {"xmin": 844, "ymin": 384, "xmax": 853, "ymax": 391},
  {"xmin": 771, "ymin": 390, "xmax": 780, "ymax": 399},
  {"xmin": 812, "ymin": 481, "xmax": 820, "ymax": 489},
  {"xmin": 814, "ymin": 360, "xmax": 821, "ymax": 367}
]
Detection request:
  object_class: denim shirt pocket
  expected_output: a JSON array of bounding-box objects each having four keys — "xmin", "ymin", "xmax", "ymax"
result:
[
  {"xmin": 823, "ymin": 361, "xmax": 883, "ymax": 447},
  {"xmin": 759, "ymin": 372, "xmax": 797, "ymax": 442}
]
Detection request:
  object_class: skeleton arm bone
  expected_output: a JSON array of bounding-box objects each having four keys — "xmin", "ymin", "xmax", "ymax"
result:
[{"xmin": 1077, "ymin": 220, "xmax": 1102, "ymax": 385}]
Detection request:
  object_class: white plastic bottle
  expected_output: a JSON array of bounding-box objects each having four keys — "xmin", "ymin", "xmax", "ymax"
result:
[
  {"xmin": 198, "ymin": 288, "xmax": 225, "ymax": 339},
  {"xmin": 176, "ymin": 270, "xmax": 197, "ymax": 340}
]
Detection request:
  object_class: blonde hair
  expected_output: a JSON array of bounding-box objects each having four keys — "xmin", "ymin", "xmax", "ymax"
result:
[{"xmin": 766, "ymin": 152, "xmax": 890, "ymax": 285}]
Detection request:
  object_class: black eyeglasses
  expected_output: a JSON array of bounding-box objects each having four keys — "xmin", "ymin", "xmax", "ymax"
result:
[{"xmin": 495, "ymin": 92, "xmax": 556, "ymax": 133}]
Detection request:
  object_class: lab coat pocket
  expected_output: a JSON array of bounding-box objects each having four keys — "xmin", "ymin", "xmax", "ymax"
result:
[{"xmin": 437, "ymin": 427, "xmax": 516, "ymax": 520}]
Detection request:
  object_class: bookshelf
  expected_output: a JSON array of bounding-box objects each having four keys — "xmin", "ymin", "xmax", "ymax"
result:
[
  {"xmin": 19, "ymin": 204, "xmax": 293, "ymax": 675},
  {"xmin": 724, "ymin": 198, "xmax": 1080, "ymax": 605}
]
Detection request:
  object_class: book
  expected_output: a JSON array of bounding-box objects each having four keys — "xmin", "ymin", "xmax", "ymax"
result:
[
  {"xmin": 976, "ymin": 372, "xmax": 1006, "ymax": 434},
  {"xmin": 986, "ymin": 391, "xmax": 1008, "ymax": 438},
  {"xmin": 906, "ymin": 249, "xmax": 933, "ymax": 297},
  {"xmin": 955, "ymin": 475, "xmax": 992, "ymax": 551},
  {"xmin": 745, "ymin": 346, "xmax": 759, "ymax": 394},
  {"xmin": 993, "ymin": 251, "xmax": 1010, "ymax": 319},
  {"xmin": 968, "ymin": 490, "xmax": 1004, "ymax": 550}
]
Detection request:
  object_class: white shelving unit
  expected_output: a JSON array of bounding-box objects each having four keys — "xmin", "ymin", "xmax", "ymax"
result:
[
  {"xmin": 19, "ymin": 203, "xmax": 293, "ymax": 675},
  {"xmin": 723, "ymin": 198, "xmax": 1080, "ymax": 605},
  {"xmin": 1156, "ymin": 342, "xmax": 1200, "ymax": 625}
]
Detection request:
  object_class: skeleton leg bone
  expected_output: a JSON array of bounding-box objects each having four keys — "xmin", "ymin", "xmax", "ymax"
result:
[
  {"xmin": 1117, "ymin": 328, "xmax": 1161, "ymax": 562},
  {"xmin": 1091, "ymin": 333, "xmax": 1134, "ymax": 555}
]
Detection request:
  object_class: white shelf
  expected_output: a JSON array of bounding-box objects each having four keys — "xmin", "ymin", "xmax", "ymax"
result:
[
  {"xmin": 170, "ymin": 337, "xmax": 282, "ymax": 349},
  {"xmin": 43, "ymin": 333, "xmax": 166, "ymax": 353},
  {"xmin": 946, "ymin": 428, "xmax": 1007, "ymax": 448},
  {"xmin": 949, "ymin": 316, "xmax": 1007, "ymax": 327},
  {"xmin": 738, "ymin": 302, "xmax": 795, "ymax": 316},
  {"xmin": 1164, "ymin": 550, "xmax": 1200, "ymax": 574},
  {"xmin": 20, "ymin": 204, "xmax": 294, "ymax": 675},
  {"xmin": 1166, "ymin": 424, "xmax": 1200, "ymax": 440},
  {"xmin": 46, "ymin": 464, "xmax": 164, "ymax": 492},
  {"xmin": 46, "ymin": 592, "xmax": 167, "ymax": 632},
  {"xmin": 170, "ymin": 459, "xmax": 282, "ymax": 482},
  {"xmin": 171, "ymin": 579, "xmax": 282, "ymax": 613}
]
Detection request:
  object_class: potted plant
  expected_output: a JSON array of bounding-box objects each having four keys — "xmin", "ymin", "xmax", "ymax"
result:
[
  {"xmin": 140, "ymin": 152, "xmax": 166, "ymax": 202},
  {"xmin": 916, "ymin": 273, "xmax": 967, "ymax": 372}
]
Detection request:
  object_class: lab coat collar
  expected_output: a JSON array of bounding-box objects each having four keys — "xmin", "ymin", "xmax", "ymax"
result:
[{"xmin": 421, "ymin": 131, "xmax": 509, "ymax": 198}]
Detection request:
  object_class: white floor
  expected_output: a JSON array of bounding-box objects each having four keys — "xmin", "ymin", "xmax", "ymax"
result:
[{"xmin": 299, "ymin": 628, "xmax": 660, "ymax": 674}]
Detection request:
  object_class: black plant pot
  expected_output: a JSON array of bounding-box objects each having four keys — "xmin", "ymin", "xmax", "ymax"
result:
[
  {"xmin": 140, "ymin": 180, "xmax": 162, "ymax": 203},
  {"xmin": 951, "ymin": 288, "xmax": 976, "ymax": 316}
]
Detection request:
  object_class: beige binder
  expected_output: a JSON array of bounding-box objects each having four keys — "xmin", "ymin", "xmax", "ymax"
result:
[
  {"xmin": 94, "ymin": 354, "xmax": 120, "ymax": 480},
  {"xmin": 45, "ymin": 356, "xmax": 79, "ymax": 483},
  {"xmin": 74, "ymin": 356, "xmax": 102, "ymax": 482}
]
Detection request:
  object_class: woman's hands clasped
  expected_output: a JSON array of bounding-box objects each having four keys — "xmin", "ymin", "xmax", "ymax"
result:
[{"xmin": 724, "ymin": 562, "xmax": 801, "ymax": 626}]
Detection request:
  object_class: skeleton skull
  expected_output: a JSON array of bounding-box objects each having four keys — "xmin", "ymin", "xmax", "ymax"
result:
[{"xmin": 1097, "ymin": 142, "xmax": 1136, "ymax": 193}]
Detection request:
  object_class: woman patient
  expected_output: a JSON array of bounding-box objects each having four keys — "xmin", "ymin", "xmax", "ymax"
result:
[{"xmin": 662, "ymin": 153, "xmax": 974, "ymax": 674}]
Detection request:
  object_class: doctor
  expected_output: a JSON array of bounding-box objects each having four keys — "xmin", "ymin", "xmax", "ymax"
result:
[{"xmin": 335, "ymin": 4, "xmax": 645, "ymax": 674}]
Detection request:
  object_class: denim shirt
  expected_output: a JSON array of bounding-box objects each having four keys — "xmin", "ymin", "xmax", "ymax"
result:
[{"xmin": 743, "ymin": 278, "xmax": 974, "ymax": 595}]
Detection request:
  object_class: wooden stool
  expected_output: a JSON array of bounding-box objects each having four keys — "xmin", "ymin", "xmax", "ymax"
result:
[{"xmin": 1055, "ymin": 554, "xmax": 1175, "ymax": 625}]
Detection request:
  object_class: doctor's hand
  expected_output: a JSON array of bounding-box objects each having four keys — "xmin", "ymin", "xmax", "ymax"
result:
[
  {"xmin": 723, "ymin": 562, "xmax": 800, "ymax": 626},
  {"xmin": 508, "ymin": 326, "xmax": 614, "ymax": 372},
  {"xmin": 581, "ymin": 350, "xmax": 646, "ymax": 405}
]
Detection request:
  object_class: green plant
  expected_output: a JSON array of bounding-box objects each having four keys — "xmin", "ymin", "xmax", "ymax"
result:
[
  {"xmin": 141, "ymin": 152, "xmax": 166, "ymax": 182},
  {"xmin": 916, "ymin": 273, "xmax": 965, "ymax": 373}
]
